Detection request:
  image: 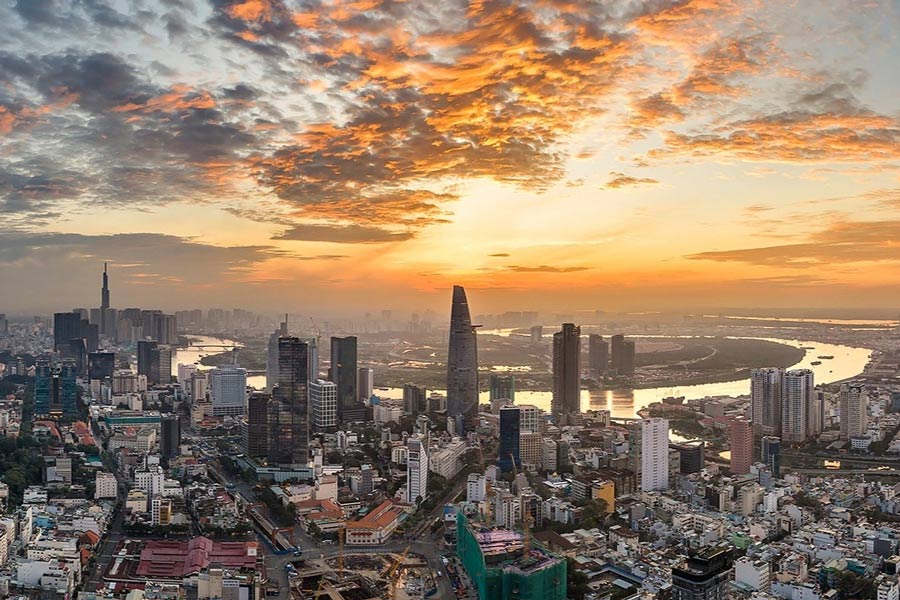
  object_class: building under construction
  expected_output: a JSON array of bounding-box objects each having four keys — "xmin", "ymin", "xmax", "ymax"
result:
[{"xmin": 456, "ymin": 513, "xmax": 567, "ymax": 600}]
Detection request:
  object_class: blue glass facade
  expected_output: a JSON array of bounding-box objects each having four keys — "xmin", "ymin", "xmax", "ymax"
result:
[{"xmin": 498, "ymin": 407, "xmax": 520, "ymax": 472}]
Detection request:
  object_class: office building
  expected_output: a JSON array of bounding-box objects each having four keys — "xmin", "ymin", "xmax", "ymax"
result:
[
  {"xmin": 730, "ymin": 417, "xmax": 753, "ymax": 475},
  {"xmin": 588, "ymin": 334, "xmax": 609, "ymax": 377},
  {"xmin": 137, "ymin": 340, "xmax": 159, "ymax": 385},
  {"xmin": 190, "ymin": 371, "xmax": 208, "ymax": 403},
  {"xmin": 407, "ymin": 436, "xmax": 428, "ymax": 504},
  {"xmin": 311, "ymin": 379, "xmax": 338, "ymax": 430},
  {"xmin": 530, "ymin": 325, "xmax": 543, "ymax": 343},
  {"xmin": 330, "ymin": 336, "xmax": 358, "ymax": 421},
  {"xmin": 751, "ymin": 368, "xmax": 783, "ymax": 436},
  {"xmin": 88, "ymin": 352, "xmax": 115, "ymax": 381},
  {"xmin": 876, "ymin": 575, "xmax": 899, "ymax": 600},
  {"xmin": 160, "ymin": 414, "xmax": 180, "ymax": 461},
  {"xmin": 840, "ymin": 384, "xmax": 868, "ymax": 439},
  {"xmin": 671, "ymin": 440, "xmax": 705, "ymax": 474},
  {"xmin": 34, "ymin": 360, "xmax": 78, "ymax": 417},
  {"xmin": 403, "ymin": 383, "xmax": 427, "ymax": 416},
  {"xmin": 265, "ymin": 318, "xmax": 287, "ymax": 393},
  {"xmin": 244, "ymin": 392, "xmax": 270, "ymax": 459},
  {"xmin": 100, "ymin": 262, "xmax": 110, "ymax": 333},
  {"xmin": 269, "ymin": 337, "xmax": 310, "ymax": 467},
  {"xmin": 358, "ymin": 367, "xmax": 374, "ymax": 402},
  {"xmin": 641, "ymin": 418, "xmax": 669, "ymax": 491},
  {"xmin": 490, "ymin": 374, "xmax": 515, "ymax": 403},
  {"xmin": 209, "ymin": 365, "xmax": 247, "ymax": 416},
  {"xmin": 671, "ymin": 548, "xmax": 733, "ymax": 600},
  {"xmin": 447, "ymin": 286, "xmax": 479, "ymax": 430},
  {"xmin": 761, "ymin": 436, "xmax": 781, "ymax": 478},
  {"xmin": 551, "ymin": 323, "xmax": 580, "ymax": 416},
  {"xmin": 782, "ymin": 369, "xmax": 814, "ymax": 443},
  {"xmin": 498, "ymin": 407, "xmax": 521, "ymax": 473}
]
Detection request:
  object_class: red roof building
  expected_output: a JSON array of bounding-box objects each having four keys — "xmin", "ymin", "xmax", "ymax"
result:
[{"xmin": 134, "ymin": 537, "xmax": 260, "ymax": 579}]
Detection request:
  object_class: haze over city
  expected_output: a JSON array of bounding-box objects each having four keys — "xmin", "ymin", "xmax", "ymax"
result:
[{"xmin": 1, "ymin": 0, "xmax": 899, "ymax": 313}]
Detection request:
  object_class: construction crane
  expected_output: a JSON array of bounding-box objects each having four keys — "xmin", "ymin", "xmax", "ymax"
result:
[
  {"xmin": 384, "ymin": 544, "xmax": 412, "ymax": 600},
  {"xmin": 522, "ymin": 511, "xmax": 534, "ymax": 554}
]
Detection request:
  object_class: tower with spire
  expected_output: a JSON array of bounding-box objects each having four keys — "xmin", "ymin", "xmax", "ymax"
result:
[{"xmin": 100, "ymin": 263, "xmax": 110, "ymax": 334}]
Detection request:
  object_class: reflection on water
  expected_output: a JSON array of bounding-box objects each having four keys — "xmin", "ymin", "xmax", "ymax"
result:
[
  {"xmin": 375, "ymin": 336, "xmax": 870, "ymax": 419},
  {"xmin": 172, "ymin": 336, "xmax": 268, "ymax": 388},
  {"xmin": 179, "ymin": 332, "xmax": 870, "ymax": 422}
]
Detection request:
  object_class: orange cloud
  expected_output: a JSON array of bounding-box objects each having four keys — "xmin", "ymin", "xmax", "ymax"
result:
[
  {"xmin": 112, "ymin": 84, "xmax": 217, "ymax": 114},
  {"xmin": 225, "ymin": 0, "xmax": 273, "ymax": 22}
]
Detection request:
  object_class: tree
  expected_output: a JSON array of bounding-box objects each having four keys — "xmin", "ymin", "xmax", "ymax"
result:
[{"xmin": 566, "ymin": 558, "xmax": 590, "ymax": 600}]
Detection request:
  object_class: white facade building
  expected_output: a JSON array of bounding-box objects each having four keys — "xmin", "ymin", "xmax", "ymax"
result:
[
  {"xmin": 310, "ymin": 379, "xmax": 338, "ymax": 430},
  {"xmin": 429, "ymin": 437, "xmax": 467, "ymax": 479},
  {"xmin": 640, "ymin": 418, "xmax": 669, "ymax": 491},
  {"xmin": 466, "ymin": 473, "xmax": 486, "ymax": 503},
  {"xmin": 134, "ymin": 464, "xmax": 165, "ymax": 497},
  {"xmin": 406, "ymin": 436, "xmax": 428, "ymax": 504},
  {"xmin": 782, "ymin": 369, "xmax": 814, "ymax": 443},
  {"xmin": 95, "ymin": 472, "xmax": 117, "ymax": 499},
  {"xmin": 209, "ymin": 365, "xmax": 247, "ymax": 416},
  {"xmin": 735, "ymin": 556, "xmax": 771, "ymax": 591},
  {"xmin": 840, "ymin": 384, "xmax": 868, "ymax": 439}
]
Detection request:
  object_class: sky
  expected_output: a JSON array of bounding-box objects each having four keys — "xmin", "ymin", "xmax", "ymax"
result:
[{"xmin": 1, "ymin": 0, "xmax": 899, "ymax": 315}]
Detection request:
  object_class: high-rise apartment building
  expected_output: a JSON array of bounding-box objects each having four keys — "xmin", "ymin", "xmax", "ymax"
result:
[
  {"xmin": 730, "ymin": 417, "xmax": 753, "ymax": 475},
  {"xmin": 641, "ymin": 418, "xmax": 669, "ymax": 491},
  {"xmin": 751, "ymin": 368, "xmax": 783, "ymax": 436},
  {"xmin": 551, "ymin": 323, "xmax": 581, "ymax": 416},
  {"xmin": 840, "ymin": 384, "xmax": 868, "ymax": 439},
  {"xmin": 447, "ymin": 286, "xmax": 478, "ymax": 430},
  {"xmin": 782, "ymin": 369, "xmax": 814, "ymax": 443},
  {"xmin": 330, "ymin": 336, "xmax": 358, "ymax": 421},
  {"xmin": 269, "ymin": 337, "xmax": 310, "ymax": 467},
  {"xmin": 209, "ymin": 365, "xmax": 247, "ymax": 416},
  {"xmin": 406, "ymin": 436, "xmax": 428, "ymax": 504},
  {"xmin": 311, "ymin": 379, "xmax": 338, "ymax": 430},
  {"xmin": 610, "ymin": 334, "xmax": 636, "ymax": 375},
  {"xmin": 588, "ymin": 334, "xmax": 609, "ymax": 377}
]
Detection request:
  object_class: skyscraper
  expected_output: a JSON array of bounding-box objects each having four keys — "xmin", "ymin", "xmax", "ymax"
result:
[
  {"xmin": 641, "ymin": 418, "xmax": 669, "ymax": 491},
  {"xmin": 840, "ymin": 384, "xmax": 868, "ymax": 439},
  {"xmin": 588, "ymin": 334, "xmax": 608, "ymax": 377},
  {"xmin": 100, "ymin": 262, "xmax": 110, "ymax": 335},
  {"xmin": 551, "ymin": 323, "xmax": 580, "ymax": 416},
  {"xmin": 34, "ymin": 360, "xmax": 78, "ymax": 417},
  {"xmin": 447, "ymin": 286, "xmax": 478, "ymax": 430},
  {"xmin": 750, "ymin": 368, "xmax": 783, "ymax": 436},
  {"xmin": 781, "ymin": 369, "xmax": 814, "ymax": 443},
  {"xmin": 330, "ymin": 336, "xmax": 358, "ymax": 421},
  {"xmin": 269, "ymin": 337, "xmax": 310, "ymax": 467},
  {"xmin": 53, "ymin": 312, "xmax": 83, "ymax": 352},
  {"xmin": 358, "ymin": 367, "xmax": 374, "ymax": 402},
  {"xmin": 244, "ymin": 391, "xmax": 270, "ymax": 459},
  {"xmin": 266, "ymin": 317, "xmax": 288, "ymax": 393},
  {"xmin": 489, "ymin": 374, "xmax": 515, "ymax": 403},
  {"xmin": 209, "ymin": 365, "xmax": 247, "ymax": 416},
  {"xmin": 403, "ymin": 383, "xmax": 427, "ymax": 416},
  {"xmin": 406, "ymin": 436, "xmax": 429, "ymax": 504},
  {"xmin": 160, "ymin": 414, "xmax": 180, "ymax": 461},
  {"xmin": 310, "ymin": 379, "xmax": 338, "ymax": 430},
  {"xmin": 761, "ymin": 436, "xmax": 781, "ymax": 478},
  {"xmin": 137, "ymin": 340, "xmax": 158, "ymax": 383},
  {"xmin": 498, "ymin": 406, "xmax": 521, "ymax": 473},
  {"xmin": 729, "ymin": 417, "xmax": 753, "ymax": 475}
]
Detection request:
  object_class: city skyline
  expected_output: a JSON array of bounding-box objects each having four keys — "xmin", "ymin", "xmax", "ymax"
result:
[{"xmin": 1, "ymin": 2, "xmax": 899, "ymax": 313}]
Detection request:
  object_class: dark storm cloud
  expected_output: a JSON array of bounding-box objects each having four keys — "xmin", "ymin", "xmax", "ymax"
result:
[{"xmin": 273, "ymin": 224, "xmax": 416, "ymax": 244}]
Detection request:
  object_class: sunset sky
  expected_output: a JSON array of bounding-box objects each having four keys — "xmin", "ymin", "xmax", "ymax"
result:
[{"xmin": 1, "ymin": 0, "xmax": 899, "ymax": 314}]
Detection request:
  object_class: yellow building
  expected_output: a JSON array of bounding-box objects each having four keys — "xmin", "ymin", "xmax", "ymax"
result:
[{"xmin": 591, "ymin": 480, "xmax": 615, "ymax": 513}]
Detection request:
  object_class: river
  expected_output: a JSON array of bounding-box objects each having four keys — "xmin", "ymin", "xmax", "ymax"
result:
[{"xmin": 174, "ymin": 333, "xmax": 871, "ymax": 420}]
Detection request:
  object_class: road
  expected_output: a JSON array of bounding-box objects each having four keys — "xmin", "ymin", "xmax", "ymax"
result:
[{"xmin": 84, "ymin": 461, "xmax": 127, "ymax": 592}]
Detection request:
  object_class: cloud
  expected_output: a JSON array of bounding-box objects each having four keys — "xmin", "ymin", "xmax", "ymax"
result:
[
  {"xmin": 273, "ymin": 223, "xmax": 415, "ymax": 244},
  {"xmin": 489, "ymin": 253, "xmax": 510, "ymax": 257},
  {"xmin": 604, "ymin": 172, "xmax": 659, "ymax": 189},
  {"xmin": 506, "ymin": 265, "xmax": 590, "ymax": 273},
  {"xmin": 687, "ymin": 220, "xmax": 900, "ymax": 267}
]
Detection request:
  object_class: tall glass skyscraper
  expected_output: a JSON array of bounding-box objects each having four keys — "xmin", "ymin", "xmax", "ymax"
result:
[
  {"xmin": 330, "ymin": 336, "xmax": 358, "ymax": 421},
  {"xmin": 268, "ymin": 337, "xmax": 310, "ymax": 467},
  {"xmin": 446, "ymin": 286, "xmax": 478, "ymax": 429},
  {"xmin": 551, "ymin": 323, "xmax": 581, "ymax": 416},
  {"xmin": 498, "ymin": 406, "xmax": 521, "ymax": 472}
]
